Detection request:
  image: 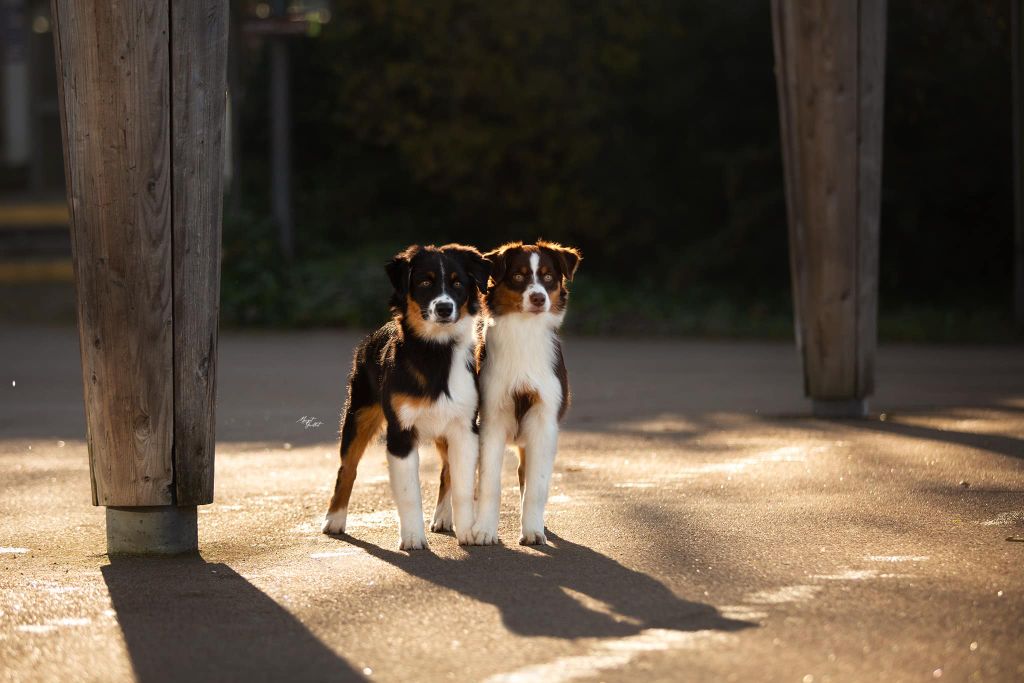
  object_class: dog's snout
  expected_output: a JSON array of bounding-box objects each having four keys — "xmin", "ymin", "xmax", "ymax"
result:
[
  {"xmin": 529, "ymin": 292, "xmax": 546, "ymax": 308},
  {"xmin": 435, "ymin": 301, "xmax": 455, "ymax": 319}
]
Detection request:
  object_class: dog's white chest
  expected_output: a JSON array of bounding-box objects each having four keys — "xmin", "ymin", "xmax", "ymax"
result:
[
  {"xmin": 397, "ymin": 343, "xmax": 477, "ymax": 438},
  {"xmin": 482, "ymin": 314, "xmax": 561, "ymax": 402}
]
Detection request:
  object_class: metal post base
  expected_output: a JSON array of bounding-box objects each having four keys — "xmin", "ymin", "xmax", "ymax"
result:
[
  {"xmin": 106, "ymin": 506, "xmax": 198, "ymax": 555},
  {"xmin": 812, "ymin": 398, "xmax": 869, "ymax": 419}
]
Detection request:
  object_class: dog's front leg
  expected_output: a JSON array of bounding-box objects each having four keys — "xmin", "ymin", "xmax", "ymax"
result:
[
  {"xmin": 519, "ymin": 410, "xmax": 558, "ymax": 545},
  {"xmin": 386, "ymin": 425, "xmax": 427, "ymax": 550},
  {"xmin": 446, "ymin": 423, "xmax": 479, "ymax": 545},
  {"xmin": 471, "ymin": 414, "xmax": 509, "ymax": 545}
]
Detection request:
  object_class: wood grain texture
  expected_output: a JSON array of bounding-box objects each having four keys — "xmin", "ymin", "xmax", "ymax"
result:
[
  {"xmin": 171, "ymin": 0, "xmax": 229, "ymax": 505},
  {"xmin": 1014, "ymin": 0, "xmax": 1024, "ymax": 325},
  {"xmin": 770, "ymin": 0, "xmax": 808, "ymax": 393},
  {"xmin": 51, "ymin": 0, "xmax": 174, "ymax": 505},
  {"xmin": 771, "ymin": 0, "xmax": 886, "ymax": 401},
  {"xmin": 856, "ymin": 0, "xmax": 886, "ymax": 395}
]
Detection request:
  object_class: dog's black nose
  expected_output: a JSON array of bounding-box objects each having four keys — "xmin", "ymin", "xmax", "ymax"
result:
[
  {"xmin": 435, "ymin": 301, "xmax": 454, "ymax": 319},
  {"xmin": 529, "ymin": 292, "xmax": 547, "ymax": 308}
]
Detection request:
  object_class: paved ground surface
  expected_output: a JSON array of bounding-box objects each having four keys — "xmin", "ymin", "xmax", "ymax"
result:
[{"xmin": 1, "ymin": 325, "xmax": 1022, "ymax": 683}]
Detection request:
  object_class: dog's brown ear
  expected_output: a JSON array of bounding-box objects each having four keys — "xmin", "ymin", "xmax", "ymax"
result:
[
  {"xmin": 442, "ymin": 243, "xmax": 492, "ymax": 293},
  {"xmin": 385, "ymin": 245, "xmax": 419, "ymax": 296},
  {"xmin": 538, "ymin": 240, "xmax": 582, "ymax": 282}
]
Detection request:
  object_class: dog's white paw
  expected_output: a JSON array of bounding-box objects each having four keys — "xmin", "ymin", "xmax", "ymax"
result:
[
  {"xmin": 321, "ymin": 509, "xmax": 347, "ymax": 535},
  {"xmin": 519, "ymin": 527, "xmax": 547, "ymax": 546},
  {"xmin": 470, "ymin": 518, "xmax": 500, "ymax": 545},
  {"xmin": 430, "ymin": 506, "xmax": 453, "ymax": 533},
  {"xmin": 454, "ymin": 525, "xmax": 476, "ymax": 545},
  {"xmin": 399, "ymin": 528, "xmax": 428, "ymax": 551}
]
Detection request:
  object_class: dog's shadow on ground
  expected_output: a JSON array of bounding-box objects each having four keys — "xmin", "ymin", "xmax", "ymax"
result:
[
  {"xmin": 339, "ymin": 531, "xmax": 752, "ymax": 639},
  {"xmin": 102, "ymin": 556, "xmax": 365, "ymax": 683}
]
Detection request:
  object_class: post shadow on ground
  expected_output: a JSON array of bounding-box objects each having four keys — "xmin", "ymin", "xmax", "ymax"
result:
[
  {"xmin": 763, "ymin": 408, "xmax": 1024, "ymax": 462},
  {"xmin": 102, "ymin": 555, "xmax": 365, "ymax": 683},
  {"xmin": 846, "ymin": 415, "xmax": 1024, "ymax": 462},
  {"xmin": 339, "ymin": 532, "xmax": 753, "ymax": 639}
]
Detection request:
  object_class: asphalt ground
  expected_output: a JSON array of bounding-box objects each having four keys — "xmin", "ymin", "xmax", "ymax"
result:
[{"xmin": 1, "ymin": 325, "xmax": 1022, "ymax": 682}]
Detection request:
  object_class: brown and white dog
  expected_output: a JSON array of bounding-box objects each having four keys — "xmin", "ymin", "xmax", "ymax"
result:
[
  {"xmin": 470, "ymin": 240, "xmax": 581, "ymax": 545},
  {"xmin": 322, "ymin": 244, "xmax": 490, "ymax": 549}
]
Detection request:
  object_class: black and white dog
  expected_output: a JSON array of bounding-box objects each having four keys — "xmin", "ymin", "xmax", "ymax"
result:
[
  {"xmin": 322, "ymin": 244, "xmax": 491, "ymax": 549},
  {"xmin": 471, "ymin": 240, "xmax": 581, "ymax": 545}
]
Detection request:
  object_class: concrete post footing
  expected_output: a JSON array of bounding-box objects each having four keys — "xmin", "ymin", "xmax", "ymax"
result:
[
  {"xmin": 105, "ymin": 506, "xmax": 198, "ymax": 555},
  {"xmin": 811, "ymin": 398, "xmax": 869, "ymax": 419}
]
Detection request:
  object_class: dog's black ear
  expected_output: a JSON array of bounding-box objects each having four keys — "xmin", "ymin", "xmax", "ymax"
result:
[
  {"xmin": 538, "ymin": 240, "xmax": 582, "ymax": 282},
  {"xmin": 442, "ymin": 244, "xmax": 492, "ymax": 292},
  {"xmin": 385, "ymin": 245, "xmax": 418, "ymax": 296},
  {"xmin": 484, "ymin": 242, "xmax": 519, "ymax": 287},
  {"xmin": 484, "ymin": 249, "xmax": 505, "ymax": 285}
]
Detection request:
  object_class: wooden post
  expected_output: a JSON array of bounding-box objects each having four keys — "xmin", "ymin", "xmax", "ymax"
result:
[
  {"xmin": 771, "ymin": 0, "xmax": 887, "ymax": 418},
  {"xmin": 1014, "ymin": 0, "xmax": 1024, "ymax": 328},
  {"xmin": 51, "ymin": 1, "xmax": 228, "ymax": 551}
]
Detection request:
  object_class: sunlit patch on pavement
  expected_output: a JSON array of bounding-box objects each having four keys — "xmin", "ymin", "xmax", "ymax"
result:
[
  {"xmin": 310, "ymin": 548, "xmax": 361, "ymax": 559},
  {"xmin": 744, "ymin": 585, "xmax": 822, "ymax": 604},
  {"xmin": 17, "ymin": 617, "xmax": 91, "ymax": 634},
  {"xmin": 290, "ymin": 521, "xmax": 322, "ymax": 534},
  {"xmin": 811, "ymin": 569, "xmax": 913, "ymax": 581},
  {"xmin": 605, "ymin": 415, "xmax": 700, "ymax": 434},
  {"xmin": 199, "ymin": 504, "xmax": 243, "ymax": 514},
  {"xmin": 292, "ymin": 510, "xmax": 395, "ymax": 535},
  {"xmin": 719, "ymin": 605, "xmax": 769, "ymax": 621},
  {"xmin": 344, "ymin": 510, "xmax": 395, "ymax": 529},
  {"xmin": 36, "ymin": 585, "xmax": 82, "ymax": 594},
  {"xmin": 979, "ymin": 511, "xmax": 1024, "ymax": 526},
  {"xmin": 481, "ymin": 628, "xmax": 738, "ymax": 683},
  {"xmin": 635, "ymin": 444, "xmax": 828, "ymax": 481}
]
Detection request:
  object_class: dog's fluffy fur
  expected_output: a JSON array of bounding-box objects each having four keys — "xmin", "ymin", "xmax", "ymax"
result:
[
  {"xmin": 471, "ymin": 240, "xmax": 581, "ymax": 545},
  {"xmin": 322, "ymin": 244, "xmax": 490, "ymax": 549}
]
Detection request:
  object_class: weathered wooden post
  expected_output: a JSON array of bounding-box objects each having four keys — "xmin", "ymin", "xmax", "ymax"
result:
[
  {"xmin": 1014, "ymin": 0, "xmax": 1024, "ymax": 328},
  {"xmin": 50, "ymin": 1, "xmax": 228, "ymax": 552},
  {"xmin": 771, "ymin": 0, "xmax": 887, "ymax": 418}
]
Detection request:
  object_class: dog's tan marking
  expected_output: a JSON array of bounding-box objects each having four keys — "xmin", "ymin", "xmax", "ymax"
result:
[
  {"xmin": 390, "ymin": 391, "xmax": 432, "ymax": 418},
  {"xmin": 326, "ymin": 405, "xmax": 384, "ymax": 515},
  {"xmin": 516, "ymin": 445, "xmax": 526, "ymax": 494},
  {"xmin": 404, "ymin": 294, "xmax": 431, "ymax": 337},
  {"xmin": 490, "ymin": 282, "xmax": 524, "ymax": 315},
  {"xmin": 512, "ymin": 388, "xmax": 539, "ymax": 441},
  {"xmin": 513, "ymin": 389, "xmax": 538, "ymax": 424},
  {"xmin": 435, "ymin": 437, "xmax": 451, "ymax": 506},
  {"xmin": 548, "ymin": 283, "xmax": 564, "ymax": 313}
]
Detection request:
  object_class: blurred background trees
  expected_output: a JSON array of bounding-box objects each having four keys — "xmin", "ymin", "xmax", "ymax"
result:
[
  {"xmin": 1, "ymin": 0, "xmax": 1015, "ymax": 338},
  {"xmin": 225, "ymin": 0, "xmax": 1014, "ymax": 337}
]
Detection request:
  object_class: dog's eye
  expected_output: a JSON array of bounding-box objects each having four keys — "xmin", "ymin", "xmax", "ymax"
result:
[
  {"xmin": 512, "ymin": 273, "xmax": 525, "ymax": 282},
  {"xmin": 542, "ymin": 273, "xmax": 554, "ymax": 282},
  {"xmin": 452, "ymin": 280, "xmax": 463, "ymax": 288},
  {"xmin": 418, "ymin": 279, "xmax": 432, "ymax": 288}
]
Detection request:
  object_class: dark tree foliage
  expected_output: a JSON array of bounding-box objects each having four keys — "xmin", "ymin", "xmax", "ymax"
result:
[
  {"xmin": 232, "ymin": 0, "xmax": 1012, "ymax": 328},
  {"xmin": 883, "ymin": 1, "xmax": 1011, "ymax": 306}
]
